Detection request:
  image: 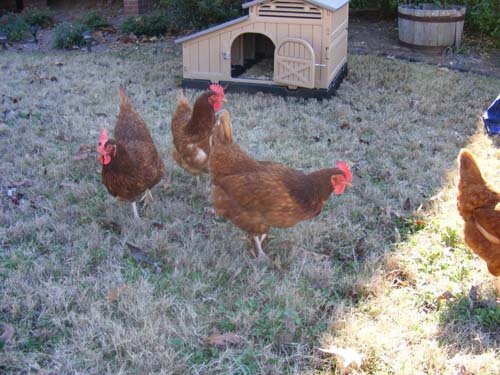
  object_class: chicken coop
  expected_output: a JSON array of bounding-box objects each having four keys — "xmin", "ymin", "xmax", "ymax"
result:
[{"xmin": 175, "ymin": 0, "xmax": 350, "ymax": 98}]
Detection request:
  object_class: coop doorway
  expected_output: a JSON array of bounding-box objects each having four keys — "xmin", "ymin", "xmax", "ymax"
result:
[{"xmin": 230, "ymin": 33, "xmax": 275, "ymax": 81}]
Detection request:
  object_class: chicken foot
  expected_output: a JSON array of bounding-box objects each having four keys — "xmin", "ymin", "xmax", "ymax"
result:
[
  {"xmin": 253, "ymin": 234, "xmax": 268, "ymax": 259},
  {"xmin": 139, "ymin": 189, "xmax": 154, "ymax": 208}
]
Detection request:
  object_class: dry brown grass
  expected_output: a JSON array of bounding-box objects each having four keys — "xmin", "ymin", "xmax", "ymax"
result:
[{"xmin": 0, "ymin": 41, "xmax": 499, "ymax": 374}]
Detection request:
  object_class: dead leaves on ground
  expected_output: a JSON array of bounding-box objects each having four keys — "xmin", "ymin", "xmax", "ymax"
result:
[
  {"xmin": 318, "ymin": 346, "xmax": 364, "ymax": 370},
  {"xmin": 107, "ymin": 285, "xmax": 127, "ymax": 303},
  {"xmin": 203, "ymin": 332, "xmax": 241, "ymax": 348},
  {"xmin": 99, "ymin": 220, "xmax": 122, "ymax": 234},
  {"xmin": 73, "ymin": 144, "xmax": 93, "ymax": 161},
  {"xmin": 126, "ymin": 242, "xmax": 161, "ymax": 273},
  {"xmin": 126, "ymin": 242, "xmax": 153, "ymax": 265}
]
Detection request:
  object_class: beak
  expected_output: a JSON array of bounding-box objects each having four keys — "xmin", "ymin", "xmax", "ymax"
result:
[
  {"xmin": 347, "ymin": 182, "xmax": 353, "ymax": 188},
  {"xmin": 221, "ymin": 97, "xmax": 227, "ymax": 103}
]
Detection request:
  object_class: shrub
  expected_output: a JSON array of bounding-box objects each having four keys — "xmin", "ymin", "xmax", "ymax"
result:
[
  {"xmin": 159, "ymin": 0, "xmax": 243, "ymax": 29},
  {"xmin": 22, "ymin": 7, "xmax": 54, "ymax": 28},
  {"xmin": 80, "ymin": 11, "xmax": 109, "ymax": 31},
  {"xmin": 53, "ymin": 22, "xmax": 85, "ymax": 49},
  {"xmin": 464, "ymin": 0, "xmax": 500, "ymax": 40},
  {"xmin": 120, "ymin": 14, "xmax": 173, "ymax": 36},
  {"xmin": 349, "ymin": 0, "xmax": 499, "ymax": 40},
  {"xmin": 0, "ymin": 13, "xmax": 29, "ymax": 42}
]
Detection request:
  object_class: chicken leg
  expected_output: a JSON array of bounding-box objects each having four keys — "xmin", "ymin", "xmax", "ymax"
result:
[
  {"xmin": 139, "ymin": 189, "xmax": 154, "ymax": 208},
  {"xmin": 132, "ymin": 202, "xmax": 140, "ymax": 219},
  {"xmin": 253, "ymin": 234, "xmax": 268, "ymax": 259}
]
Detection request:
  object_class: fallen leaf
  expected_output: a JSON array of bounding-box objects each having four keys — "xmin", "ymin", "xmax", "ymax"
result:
[
  {"xmin": 151, "ymin": 221, "xmax": 165, "ymax": 229},
  {"xmin": 126, "ymin": 242, "xmax": 152, "ymax": 264},
  {"xmin": 59, "ymin": 182, "xmax": 75, "ymax": 188},
  {"xmin": 359, "ymin": 138, "xmax": 370, "ymax": 145},
  {"xmin": 437, "ymin": 291, "xmax": 454, "ymax": 301},
  {"xmin": 73, "ymin": 144, "xmax": 93, "ymax": 161},
  {"xmin": 403, "ymin": 198, "xmax": 411, "ymax": 211},
  {"xmin": 55, "ymin": 134, "xmax": 74, "ymax": 142},
  {"xmin": 0, "ymin": 323, "xmax": 14, "ymax": 345},
  {"xmin": 54, "ymin": 61, "xmax": 64, "ymax": 66},
  {"xmin": 340, "ymin": 122, "xmax": 351, "ymax": 130},
  {"xmin": 318, "ymin": 346, "xmax": 363, "ymax": 369},
  {"xmin": 276, "ymin": 316, "xmax": 296, "ymax": 346},
  {"xmin": 9, "ymin": 178, "xmax": 32, "ymax": 187},
  {"xmin": 203, "ymin": 332, "xmax": 241, "ymax": 348},
  {"xmin": 107, "ymin": 285, "xmax": 127, "ymax": 303},
  {"xmin": 99, "ymin": 220, "xmax": 122, "ymax": 234}
]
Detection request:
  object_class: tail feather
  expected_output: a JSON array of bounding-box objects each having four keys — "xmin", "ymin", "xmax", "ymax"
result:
[
  {"xmin": 171, "ymin": 90, "xmax": 192, "ymax": 124},
  {"xmin": 177, "ymin": 90, "xmax": 189, "ymax": 107},
  {"xmin": 119, "ymin": 84, "xmax": 132, "ymax": 109},
  {"xmin": 459, "ymin": 149, "xmax": 484, "ymax": 185}
]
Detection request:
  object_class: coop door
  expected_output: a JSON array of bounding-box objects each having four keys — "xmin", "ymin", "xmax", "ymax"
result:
[{"xmin": 274, "ymin": 38, "xmax": 315, "ymax": 89}]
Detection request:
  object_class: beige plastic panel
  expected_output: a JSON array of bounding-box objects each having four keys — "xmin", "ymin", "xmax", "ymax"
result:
[
  {"xmin": 257, "ymin": 0, "xmax": 322, "ymax": 19},
  {"xmin": 274, "ymin": 38, "xmax": 316, "ymax": 89},
  {"xmin": 327, "ymin": 27, "xmax": 347, "ymax": 82},
  {"xmin": 180, "ymin": 2, "xmax": 349, "ymax": 89}
]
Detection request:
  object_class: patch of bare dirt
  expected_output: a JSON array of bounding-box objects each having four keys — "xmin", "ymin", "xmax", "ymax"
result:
[{"xmin": 348, "ymin": 16, "xmax": 500, "ymax": 78}]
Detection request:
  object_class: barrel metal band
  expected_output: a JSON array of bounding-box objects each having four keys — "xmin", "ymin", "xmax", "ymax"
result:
[{"xmin": 398, "ymin": 12, "xmax": 465, "ymax": 23}]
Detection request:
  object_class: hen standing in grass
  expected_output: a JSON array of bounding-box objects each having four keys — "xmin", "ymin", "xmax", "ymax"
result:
[
  {"xmin": 457, "ymin": 149, "xmax": 500, "ymax": 286},
  {"xmin": 170, "ymin": 84, "xmax": 226, "ymax": 179},
  {"xmin": 97, "ymin": 86, "xmax": 165, "ymax": 219},
  {"xmin": 208, "ymin": 110, "xmax": 352, "ymax": 258}
]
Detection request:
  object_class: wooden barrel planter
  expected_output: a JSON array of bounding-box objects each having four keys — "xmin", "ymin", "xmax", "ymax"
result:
[{"xmin": 398, "ymin": 4, "xmax": 466, "ymax": 49}]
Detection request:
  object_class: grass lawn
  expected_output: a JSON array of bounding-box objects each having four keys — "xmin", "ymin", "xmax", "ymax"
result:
[{"xmin": 0, "ymin": 41, "xmax": 499, "ymax": 374}]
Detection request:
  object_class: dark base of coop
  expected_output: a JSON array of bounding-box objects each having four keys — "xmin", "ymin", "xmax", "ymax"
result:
[{"xmin": 182, "ymin": 63, "xmax": 348, "ymax": 100}]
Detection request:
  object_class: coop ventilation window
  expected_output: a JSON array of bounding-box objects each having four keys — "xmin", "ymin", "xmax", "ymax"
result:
[{"xmin": 258, "ymin": 0, "xmax": 322, "ymax": 19}]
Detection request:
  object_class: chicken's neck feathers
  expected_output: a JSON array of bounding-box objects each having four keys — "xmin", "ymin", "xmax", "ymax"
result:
[{"xmin": 187, "ymin": 93, "xmax": 215, "ymax": 135}]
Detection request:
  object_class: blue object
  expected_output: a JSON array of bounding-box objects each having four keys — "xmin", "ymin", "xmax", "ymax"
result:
[{"xmin": 483, "ymin": 94, "xmax": 500, "ymax": 136}]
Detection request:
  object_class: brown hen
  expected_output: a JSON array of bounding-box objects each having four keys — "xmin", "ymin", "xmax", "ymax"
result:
[
  {"xmin": 97, "ymin": 86, "xmax": 164, "ymax": 219},
  {"xmin": 170, "ymin": 84, "xmax": 225, "ymax": 179},
  {"xmin": 457, "ymin": 149, "xmax": 500, "ymax": 279},
  {"xmin": 208, "ymin": 110, "xmax": 352, "ymax": 258}
]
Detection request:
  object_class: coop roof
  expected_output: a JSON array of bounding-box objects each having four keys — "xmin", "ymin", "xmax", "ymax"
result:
[
  {"xmin": 175, "ymin": 15, "xmax": 250, "ymax": 44},
  {"xmin": 242, "ymin": 0, "xmax": 350, "ymax": 12}
]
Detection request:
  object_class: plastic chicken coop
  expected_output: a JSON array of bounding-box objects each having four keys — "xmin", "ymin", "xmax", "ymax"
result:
[{"xmin": 175, "ymin": 0, "xmax": 350, "ymax": 98}]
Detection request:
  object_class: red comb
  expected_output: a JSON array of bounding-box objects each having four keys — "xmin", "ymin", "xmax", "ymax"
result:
[
  {"xmin": 336, "ymin": 161, "xmax": 352, "ymax": 183},
  {"xmin": 100, "ymin": 128, "xmax": 108, "ymax": 144},
  {"xmin": 209, "ymin": 83, "xmax": 224, "ymax": 96}
]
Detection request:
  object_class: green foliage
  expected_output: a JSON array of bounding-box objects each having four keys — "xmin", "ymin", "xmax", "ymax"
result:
[
  {"xmin": 120, "ymin": 13, "xmax": 174, "ymax": 36},
  {"xmin": 79, "ymin": 11, "xmax": 109, "ymax": 31},
  {"xmin": 53, "ymin": 22, "xmax": 85, "ymax": 49},
  {"xmin": 443, "ymin": 296, "xmax": 500, "ymax": 330},
  {"xmin": 441, "ymin": 226, "xmax": 461, "ymax": 248},
  {"xmin": 22, "ymin": 7, "xmax": 54, "ymax": 28},
  {"xmin": 159, "ymin": 0, "xmax": 243, "ymax": 29},
  {"xmin": 0, "ymin": 13, "xmax": 29, "ymax": 42},
  {"xmin": 464, "ymin": 0, "xmax": 500, "ymax": 39},
  {"xmin": 349, "ymin": 0, "xmax": 499, "ymax": 39}
]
